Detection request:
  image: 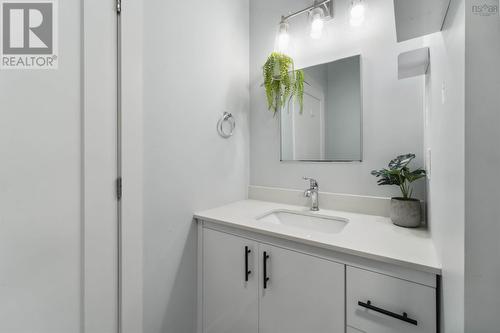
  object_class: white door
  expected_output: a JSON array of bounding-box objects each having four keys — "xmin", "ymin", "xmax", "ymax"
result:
[
  {"xmin": 259, "ymin": 245, "xmax": 345, "ymax": 333},
  {"xmin": 0, "ymin": 0, "xmax": 118, "ymax": 332},
  {"xmin": 202, "ymin": 229, "xmax": 258, "ymax": 333},
  {"xmin": 292, "ymin": 86, "xmax": 325, "ymax": 160}
]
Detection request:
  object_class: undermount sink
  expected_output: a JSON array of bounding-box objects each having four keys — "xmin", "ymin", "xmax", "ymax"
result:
[{"xmin": 257, "ymin": 210, "xmax": 348, "ymax": 235}]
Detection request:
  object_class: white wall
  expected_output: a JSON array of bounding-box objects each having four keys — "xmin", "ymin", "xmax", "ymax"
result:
[
  {"xmin": 426, "ymin": 0, "xmax": 500, "ymax": 331},
  {"xmin": 142, "ymin": 0, "xmax": 250, "ymax": 332},
  {"xmin": 423, "ymin": 0, "xmax": 466, "ymax": 331},
  {"xmin": 464, "ymin": 0, "xmax": 500, "ymax": 331},
  {"xmin": 250, "ymin": 0, "xmax": 427, "ymax": 199},
  {"xmin": 121, "ymin": 0, "xmax": 144, "ymax": 331}
]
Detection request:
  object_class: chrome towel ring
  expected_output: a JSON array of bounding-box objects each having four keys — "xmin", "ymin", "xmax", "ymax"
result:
[{"xmin": 217, "ymin": 112, "xmax": 235, "ymax": 138}]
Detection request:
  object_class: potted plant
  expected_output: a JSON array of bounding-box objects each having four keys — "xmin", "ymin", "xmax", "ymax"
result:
[
  {"xmin": 262, "ymin": 52, "xmax": 305, "ymax": 115},
  {"xmin": 371, "ymin": 154, "xmax": 426, "ymax": 228}
]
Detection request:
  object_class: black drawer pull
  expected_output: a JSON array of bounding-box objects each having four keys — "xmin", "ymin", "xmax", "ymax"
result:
[
  {"xmin": 244, "ymin": 246, "xmax": 252, "ymax": 282},
  {"xmin": 263, "ymin": 251, "xmax": 270, "ymax": 289},
  {"xmin": 358, "ymin": 300, "xmax": 418, "ymax": 326}
]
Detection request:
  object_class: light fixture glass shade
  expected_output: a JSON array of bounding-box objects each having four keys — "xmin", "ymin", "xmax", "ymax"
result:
[
  {"xmin": 349, "ymin": 0, "xmax": 365, "ymax": 26},
  {"xmin": 309, "ymin": 7, "xmax": 325, "ymax": 39},
  {"xmin": 276, "ymin": 21, "xmax": 290, "ymax": 54}
]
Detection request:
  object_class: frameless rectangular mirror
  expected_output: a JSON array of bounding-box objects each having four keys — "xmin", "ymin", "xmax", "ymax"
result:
[{"xmin": 280, "ymin": 55, "xmax": 363, "ymax": 162}]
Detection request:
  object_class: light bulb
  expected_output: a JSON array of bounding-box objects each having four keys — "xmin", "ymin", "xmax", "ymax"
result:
[
  {"xmin": 276, "ymin": 21, "xmax": 290, "ymax": 54},
  {"xmin": 309, "ymin": 7, "xmax": 325, "ymax": 39},
  {"xmin": 350, "ymin": 0, "xmax": 365, "ymax": 27},
  {"xmin": 310, "ymin": 14, "xmax": 324, "ymax": 39}
]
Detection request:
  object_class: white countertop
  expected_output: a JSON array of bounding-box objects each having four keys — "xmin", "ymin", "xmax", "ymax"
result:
[{"xmin": 194, "ymin": 200, "xmax": 441, "ymax": 275}]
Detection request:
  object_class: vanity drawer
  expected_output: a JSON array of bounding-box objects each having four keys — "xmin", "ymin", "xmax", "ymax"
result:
[{"xmin": 346, "ymin": 266, "xmax": 436, "ymax": 333}]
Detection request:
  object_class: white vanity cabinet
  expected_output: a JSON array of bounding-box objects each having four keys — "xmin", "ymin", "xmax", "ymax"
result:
[
  {"xmin": 346, "ymin": 266, "xmax": 436, "ymax": 333},
  {"xmin": 259, "ymin": 244, "xmax": 345, "ymax": 333},
  {"xmin": 201, "ymin": 228, "xmax": 345, "ymax": 333},
  {"xmin": 198, "ymin": 219, "xmax": 438, "ymax": 333},
  {"xmin": 202, "ymin": 228, "xmax": 258, "ymax": 333}
]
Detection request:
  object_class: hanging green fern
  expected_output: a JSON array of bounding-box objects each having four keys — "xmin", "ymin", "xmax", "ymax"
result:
[
  {"xmin": 292, "ymin": 69, "xmax": 304, "ymax": 112},
  {"xmin": 262, "ymin": 52, "xmax": 304, "ymax": 114}
]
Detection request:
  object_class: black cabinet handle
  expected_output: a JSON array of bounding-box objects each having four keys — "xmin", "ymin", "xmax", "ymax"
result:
[
  {"xmin": 244, "ymin": 246, "xmax": 252, "ymax": 282},
  {"xmin": 358, "ymin": 300, "xmax": 418, "ymax": 326},
  {"xmin": 263, "ymin": 251, "xmax": 270, "ymax": 289}
]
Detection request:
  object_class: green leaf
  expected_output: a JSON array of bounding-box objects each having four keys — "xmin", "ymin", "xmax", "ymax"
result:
[
  {"xmin": 388, "ymin": 153, "xmax": 416, "ymax": 170},
  {"xmin": 371, "ymin": 154, "xmax": 426, "ymax": 198},
  {"xmin": 262, "ymin": 52, "xmax": 305, "ymax": 115}
]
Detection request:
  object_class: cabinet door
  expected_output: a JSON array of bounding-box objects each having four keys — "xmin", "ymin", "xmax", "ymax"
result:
[
  {"xmin": 259, "ymin": 244, "xmax": 345, "ymax": 333},
  {"xmin": 202, "ymin": 228, "xmax": 258, "ymax": 333}
]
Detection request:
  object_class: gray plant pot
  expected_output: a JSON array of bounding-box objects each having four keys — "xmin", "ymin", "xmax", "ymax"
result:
[{"xmin": 390, "ymin": 198, "xmax": 422, "ymax": 228}]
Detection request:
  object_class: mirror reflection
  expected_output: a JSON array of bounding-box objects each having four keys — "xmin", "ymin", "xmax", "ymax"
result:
[{"xmin": 280, "ymin": 55, "xmax": 362, "ymax": 162}]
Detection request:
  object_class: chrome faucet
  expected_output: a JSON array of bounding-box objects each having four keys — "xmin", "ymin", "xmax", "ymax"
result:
[{"xmin": 303, "ymin": 177, "xmax": 319, "ymax": 211}]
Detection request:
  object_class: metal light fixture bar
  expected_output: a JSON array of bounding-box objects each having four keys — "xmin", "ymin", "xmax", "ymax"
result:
[{"xmin": 280, "ymin": 0, "xmax": 334, "ymax": 23}]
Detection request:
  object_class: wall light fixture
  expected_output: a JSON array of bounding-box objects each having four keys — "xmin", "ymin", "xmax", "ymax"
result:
[
  {"xmin": 276, "ymin": 21, "xmax": 290, "ymax": 53},
  {"xmin": 309, "ymin": 7, "xmax": 326, "ymax": 39},
  {"xmin": 276, "ymin": 0, "xmax": 334, "ymax": 52},
  {"xmin": 349, "ymin": 0, "xmax": 366, "ymax": 27}
]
